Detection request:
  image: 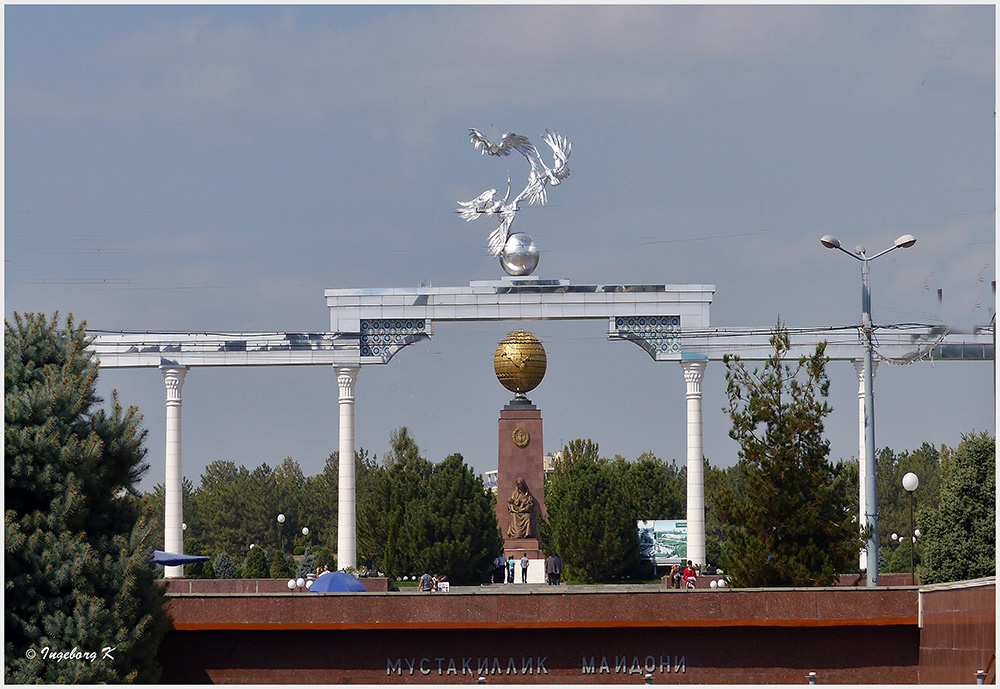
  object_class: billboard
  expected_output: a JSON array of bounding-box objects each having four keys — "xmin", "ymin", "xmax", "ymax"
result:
[{"xmin": 637, "ymin": 519, "xmax": 687, "ymax": 565}]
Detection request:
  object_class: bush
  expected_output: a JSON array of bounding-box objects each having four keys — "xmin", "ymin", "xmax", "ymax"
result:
[
  {"xmin": 293, "ymin": 545, "xmax": 306, "ymax": 556},
  {"xmin": 214, "ymin": 552, "xmax": 237, "ymax": 580}
]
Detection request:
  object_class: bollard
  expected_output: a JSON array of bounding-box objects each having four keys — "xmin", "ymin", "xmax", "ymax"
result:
[
  {"xmin": 644, "ymin": 673, "xmax": 653, "ymax": 685},
  {"xmin": 807, "ymin": 671, "xmax": 817, "ymax": 685},
  {"xmin": 976, "ymin": 669, "xmax": 985, "ymax": 685},
  {"xmin": 478, "ymin": 676, "xmax": 486, "ymax": 685}
]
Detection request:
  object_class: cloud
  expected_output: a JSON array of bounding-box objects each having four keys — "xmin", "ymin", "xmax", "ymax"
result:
[{"xmin": 7, "ymin": 6, "xmax": 991, "ymax": 127}]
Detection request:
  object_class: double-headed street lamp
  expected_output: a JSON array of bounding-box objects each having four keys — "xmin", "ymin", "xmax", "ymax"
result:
[{"xmin": 821, "ymin": 233, "xmax": 916, "ymax": 587}]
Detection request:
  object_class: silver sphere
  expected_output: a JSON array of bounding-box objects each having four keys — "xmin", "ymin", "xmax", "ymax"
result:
[{"xmin": 499, "ymin": 233, "xmax": 539, "ymax": 276}]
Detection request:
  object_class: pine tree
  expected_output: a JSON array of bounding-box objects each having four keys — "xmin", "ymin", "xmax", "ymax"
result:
[
  {"xmin": 715, "ymin": 322, "xmax": 859, "ymax": 587},
  {"xmin": 918, "ymin": 432, "xmax": 995, "ymax": 584},
  {"xmin": 539, "ymin": 439, "xmax": 639, "ymax": 583},
  {"xmin": 405, "ymin": 454, "xmax": 502, "ymax": 584},
  {"xmin": 5, "ymin": 312, "xmax": 169, "ymax": 682}
]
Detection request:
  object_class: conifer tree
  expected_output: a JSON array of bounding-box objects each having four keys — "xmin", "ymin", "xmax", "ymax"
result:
[
  {"xmin": 5, "ymin": 312, "xmax": 169, "ymax": 682},
  {"xmin": 539, "ymin": 439, "xmax": 639, "ymax": 582},
  {"xmin": 715, "ymin": 322, "xmax": 859, "ymax": 587},
  {"xmin": 213, "ymin": 552, "xmax": 237, "ymax": 580},
  {"xmin": 405, "ymin": 453, "xmax": 502, "ymax": 583},
  {"xmin": 918, "ymin": 432, "xmax": 995, "ymax": 584}
]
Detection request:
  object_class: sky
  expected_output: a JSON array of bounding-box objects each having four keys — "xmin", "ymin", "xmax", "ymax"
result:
[{"xmin": 5, "ymin": 4, "xmax": 995, "ymax": 496}]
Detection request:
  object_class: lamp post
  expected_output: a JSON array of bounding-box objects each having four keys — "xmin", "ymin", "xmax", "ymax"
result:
[
  {"xmin": 821, "ymin": 233, "xmax": 916, "ymax": 586},
  {"xmin": 277, "ymin": 513, "xmax": 286, "ymax": 552},
  {"xmin": 902, "ymin": 472, "xmax": 919, "ymax": 585}
]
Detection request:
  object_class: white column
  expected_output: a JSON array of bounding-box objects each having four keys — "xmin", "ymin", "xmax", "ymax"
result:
[
  {"xmin": 853, "ymin": 359, "xmax": 877, "ymax": 571},
  {"xmin": 335, "ymin": 365, "xmax": 360, "ymax": 571},
  {"xmin": 162, "ymin": 366, "xmax": 188, "ymax": 578},
  {"xmin": 682, "ymin": 359, "xmax": 707, "ymax": 567}
]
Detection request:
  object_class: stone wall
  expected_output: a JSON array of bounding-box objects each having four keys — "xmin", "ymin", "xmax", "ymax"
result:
[
  {"xmin": 158, "ymin": 586, "xmax": 919, "ymax": 683},
  {"xmin": 918, "ymin": 577, "xmax": 995, "ymax": 685}
]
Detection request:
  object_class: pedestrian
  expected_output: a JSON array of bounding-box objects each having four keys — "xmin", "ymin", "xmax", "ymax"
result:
[
  {"xmin": 670, "ymin": 564, "xmax": 681, "ymax": 589},
  {"xmin": 682, "ymin": 560, "xmax": 697, "ymax": 589},
  {"xmin": 551, "ymin": 554, "xmax": 562, "ymax": 585},
  {"xmin": 419, "ymin": 571, "xmax": 434, "ymax": 592},
  {"xmin": 545, "ymin": 555, "xmax": 555, "ymax": 585},
  {"xmin": 494, "ymin": 555, "xmax": 506, "ymax": 584},
  {"xmin": 520, "ymin": 553, "xmax": 529, "ymax": 583},
  {"xmin": 507, "ymin": 555, "xmax": 515, "ymax": 583}
]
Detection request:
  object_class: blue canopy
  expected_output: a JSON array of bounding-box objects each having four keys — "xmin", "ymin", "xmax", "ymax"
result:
[
  {"xmin": 310, "ymin": 571, "xmax": 366, "ymax": 593},
  {"xmin": 150, "ymin": 550, "xmax": 210, "ymax": 567}
]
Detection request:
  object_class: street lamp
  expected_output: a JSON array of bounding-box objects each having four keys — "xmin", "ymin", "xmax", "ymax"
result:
[
  {"xmin": 821, "ymin": 233, "xmax": 916, "ymax": 587},
  {"xmin": 277, "ymin": 513, "xmax": 286, "ymax": 552},
  {"xmin": 902, "ymin": 472, "xmax": 919, "ymax": 585}
]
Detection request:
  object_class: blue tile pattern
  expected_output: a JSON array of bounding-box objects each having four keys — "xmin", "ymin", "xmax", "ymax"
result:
[
  {"xmin": 614, "ymin": 316, "xmax": 681, "ymax": 359},
  {"xmin": 360, "ymin": 319, "xmax": 428, "ymax": 362}
]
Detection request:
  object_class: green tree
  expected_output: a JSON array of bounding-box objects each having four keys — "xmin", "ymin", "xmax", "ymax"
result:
[
  {"xmin": 539, "ymin": 439, "xmax": 639, "ymax": 583},
  {"xmin": 875, "ymin": 442, "xmax": 945, "ymax": 570},
  {"xmin": 269, "ymin": 550, "xmax": 293, "ymax": 579},
  {"xmin": 358, "ymin": 428, "xmax": 433, "ymax": 578},
  {"xmin": 5, "ymin": 312, "xmax": 169, "ymax": 682},
  {"xmin": 616, "ymin": 452, "xmax": 686, "ymax": 522},
  {"xmin": 705, "ymin": 460, "xmax": 747, "ymax": 571},
  {"xmin": 404, "ymin": 453, "xmax": 502, "ymax": 584},
  {"xmin": 213, "ymin": 552, "xmax": 237, "ymax": 580},
  {"xmin": 716, "ymin": 322, "xmax": 859, "ymax": 587},
  {"xmin": 918, "ymin": 432, "xmax": 995, "ymax": 584},
  {"xmin": 242, "ymin": 546, "xmax": 269, "ymax": 578}
]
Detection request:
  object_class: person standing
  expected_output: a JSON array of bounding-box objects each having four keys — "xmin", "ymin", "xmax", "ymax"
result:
[
  {"xmin": 520, "ymin": 553, "xmax": 529, "ymax": 583},
  {"xmin": 548, "ymin": 554, "xmax": 562, "ymax": 585},
  {"xmin": 682, "ymin": 560, "xmax": 697, "ymax": 589},
  {"xmin": 419, "ymin": 571, "xmax": 434, "ymax": 592},
  {"xmin": 545, "ymin": 555, "xmax": 555, "ymax": 585},
  {"xmin": 495, "ymin": 554, "xmax": 507, "ymax": 584},
  {"xmin": 507, "ymin": 556, "xmax": 516, "ymax": 584}
]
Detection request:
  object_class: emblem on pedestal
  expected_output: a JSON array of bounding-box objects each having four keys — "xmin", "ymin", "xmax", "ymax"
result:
[{"xmin": 512, "ymin": 427, "xmax": 530, "ymax": 448}]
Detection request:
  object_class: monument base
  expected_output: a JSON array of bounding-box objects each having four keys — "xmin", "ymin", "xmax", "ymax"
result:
[{"xmin": 504, "ymin": 538, "xmax": 543, "ymax": 560}]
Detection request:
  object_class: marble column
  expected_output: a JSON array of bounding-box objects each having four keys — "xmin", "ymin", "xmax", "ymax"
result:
[
  {"xmin": 335, "ymin": 365, "xmax": 360, "ymax": 571},
  {"xmin": 853, "ymin": 359, "xmax": 878, "ymax": 571},
  {"xmin": 681, "ymin": 359, "xmax": 707, "ymax": 567},
  {"xmin": 162, "ymin": 366, "xmax": 188, "ymax": 578}
]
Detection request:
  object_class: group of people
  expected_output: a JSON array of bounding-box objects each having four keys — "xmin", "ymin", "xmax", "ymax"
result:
[
  {"xmin": 544, "ymin": 554, "xmax": 562, "ymax": 585},
  {"xmin": 418, "ymin": 571, "xmax": 448, "ymax": 592},
  {"xmin": 489, "ymin": 553, "xmax": 562, "ymax": 585},
  {"xmin": 492, "ymin": 554, "xmax": 531, "ymax": 583},
  {"xmin": 669, "ymin": 560, "xmax": 698, "ymax": 589}
]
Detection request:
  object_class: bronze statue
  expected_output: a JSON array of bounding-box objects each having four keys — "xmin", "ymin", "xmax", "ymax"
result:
[{"xmin": 506, "ymin": 477, "xmax": 535, "ymax": 539}]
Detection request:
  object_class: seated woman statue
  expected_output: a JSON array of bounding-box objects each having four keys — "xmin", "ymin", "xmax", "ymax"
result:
[{"xmin": 506, "ymin": 477, "xmax": 535, "ymax": 539}]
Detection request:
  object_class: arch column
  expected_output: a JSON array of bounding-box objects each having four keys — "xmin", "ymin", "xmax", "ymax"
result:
[
  {"xmin": 853, "ymin": 359, "xmax": 878, "ymax": 571},
  {"xmin": 335, "ymin": 365, "xmax": 360, "ymax": 571},
  {"xmin": 162, "ymin": 366, "xmax": 188, "ymax": 578},
  {"xmin": 681, "ymin": 359, "xmax": 707, "ymax": 567}
]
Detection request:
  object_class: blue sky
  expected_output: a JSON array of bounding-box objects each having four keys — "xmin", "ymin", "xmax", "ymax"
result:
[{"xmin": 5, "ymin": 5, "xmax": 995, "ymax": 494}]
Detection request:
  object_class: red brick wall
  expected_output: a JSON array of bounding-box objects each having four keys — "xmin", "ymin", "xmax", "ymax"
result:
[{"xmin": 919, "ymin": 578, "xmax": 996, "ymax": 684}]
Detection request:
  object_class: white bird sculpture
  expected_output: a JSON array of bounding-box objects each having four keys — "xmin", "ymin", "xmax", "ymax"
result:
[{"xmin": 458, "ymin": 128, "xmax": 571, "ymax": 257}]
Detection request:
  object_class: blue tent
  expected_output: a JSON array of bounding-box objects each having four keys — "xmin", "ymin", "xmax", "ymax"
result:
[
  {"xmin": 310, "ymin": 571, "xmax": 366, "ymax": 593},
  {"xmin": 150, "ymin": 550, "xmax": 210, "ymax": 567}
]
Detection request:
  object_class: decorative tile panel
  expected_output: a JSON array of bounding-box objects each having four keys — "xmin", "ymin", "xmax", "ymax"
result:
[
  {"xmin": 359, "ymin": 319, "xmax": 429, "ymax": 362},
  {"xmin": 613, "ymin": 316, "xmax": 682, "ymax": 360}
]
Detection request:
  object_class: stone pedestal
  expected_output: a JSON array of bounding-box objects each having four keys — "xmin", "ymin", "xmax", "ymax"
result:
[{"xmin": 496, "ymin": 399, "xmax": 546, "ymax": 559}]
